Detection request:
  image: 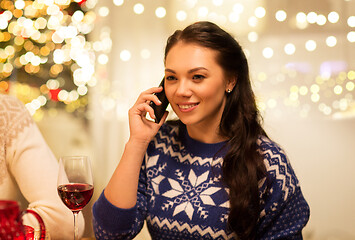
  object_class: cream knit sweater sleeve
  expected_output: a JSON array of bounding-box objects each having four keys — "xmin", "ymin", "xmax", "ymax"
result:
[{"xmin": 0, "ymin": 94, "xmax": 85, "ymax": 240}]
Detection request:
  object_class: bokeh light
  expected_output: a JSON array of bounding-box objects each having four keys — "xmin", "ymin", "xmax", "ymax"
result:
[
  {"xmin": 275, "ymin": 10, "xmax": 287, "ymax": 22},
  {"xmin": 1, "ymin": 0, "xmax": 354, "ymax": 120},
  {"xmin": 133, "ymin": 3, "xmax": 144, "ymax": 15}
]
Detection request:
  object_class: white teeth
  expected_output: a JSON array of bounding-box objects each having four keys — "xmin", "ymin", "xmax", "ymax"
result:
[{"xmin": 179, "ymin": 104, "xmax": 197, "ymax": 109}]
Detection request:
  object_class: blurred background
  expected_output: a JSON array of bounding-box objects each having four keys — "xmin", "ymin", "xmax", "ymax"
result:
[{"xmin": 1, "ymin": 0, "xmax": 354, "ymax": 239}]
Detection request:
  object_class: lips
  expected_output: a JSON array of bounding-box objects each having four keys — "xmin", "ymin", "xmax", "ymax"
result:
[
  {"xmin": 177, "ymin": 103, "xmax": 199, "ymax": 112},
  {"xmin": 178, "ymin": 104, "xmax": 198, "ymax": 109}
]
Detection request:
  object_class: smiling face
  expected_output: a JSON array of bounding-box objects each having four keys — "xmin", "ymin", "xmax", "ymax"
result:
[{"xmin": 164, "ymin": 42, "xmax": 235, "ymax": 141}]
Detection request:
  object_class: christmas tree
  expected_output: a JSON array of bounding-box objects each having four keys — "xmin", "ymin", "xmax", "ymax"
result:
[{"xmin": 0, "ymin": 0, "xmax": 96, "ymax": 117}]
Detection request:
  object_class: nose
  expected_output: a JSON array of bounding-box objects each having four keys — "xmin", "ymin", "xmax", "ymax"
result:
[{"xmin": 175, "ymin": 79, "xmax": 192, "ymax": 97}]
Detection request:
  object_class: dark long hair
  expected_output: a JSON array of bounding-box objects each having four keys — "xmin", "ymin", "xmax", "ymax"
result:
[{"xmin": 164, "ymin": 21, "xmax": 267, "ymax": 239}]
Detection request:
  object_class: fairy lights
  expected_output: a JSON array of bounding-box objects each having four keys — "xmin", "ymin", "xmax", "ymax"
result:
[
  {"xmin": 155, "ymin": 7, "xmax": 166, "ymax": 18},
  {"xmin": 71, "ymin": 0, "xmax": 355, "ymax": 119},
  {"xmin": 0, "ymin": 0, "xmax": 96, "ymax": 119},
  {"xmin": 120, "ymin": 50, "xmax": 131, "ymax": 62},
  {"xmin": 305, "ymin": 40, "xmax": 317, "ymax": 51},
  {"xmin": 275, "ymin": 10, "xmax": 287, "ymax": 22},
  {"xmin": 1, "ymin": 0, "xmax": 354, "ymax": 119},
  {"xmin": 176, "ymin": 10, "xmax": 187, "ymax": 21},
  {"xmin": 262, "ymin": 47, "xmax": 274, "ymax": 59},
  {"xmin": 284, "ymin": 43, "xmax": 296, "ymax": 55},
  {"xmin": 133, "ymin": 3, "xmax": 144, "ymax": 15}
]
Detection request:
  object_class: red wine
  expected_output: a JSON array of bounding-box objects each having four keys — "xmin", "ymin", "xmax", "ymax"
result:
[{"xmin": 57, "ymin": 183, "xmax": 94, "ymax": 212}]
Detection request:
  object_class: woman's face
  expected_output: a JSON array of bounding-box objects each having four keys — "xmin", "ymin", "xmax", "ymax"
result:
[{"xmin": 164, "ymin": 42, "xmax": 234, "ymax": 133}]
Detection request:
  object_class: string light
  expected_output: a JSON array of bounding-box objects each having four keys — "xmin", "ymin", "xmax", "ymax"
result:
[
  {"xmin": 248, "ymin": 31, "xmax": 258, "ymax": 42},
  {"xmin": 316, "ymin": 14, "xmax": 327, "ymax": 25},
  {"xmin": 262, "ymin": 47, "xmax": 274, "ymax": 59},
  {"xmin": 326, "ymin": 36, "xmax": 337, "ymax": 47},
  {"xmin": 2, "ymin": 0, "xmax": 353, "ymax": 119},
  {"xmin": 155, "ymin": 7, "xmax": 166, "ymax": 18},
  {"xmin": 248, "ymin": 16, "xmax": 258, "ymax": 27},
  {"xmin": 113, "ymin": 0, "xmax": 124, "ymax": 6},
  {"xmin": 305, "ymin": 40, "xmax": 317, "ymax": 51},
  {"xmin": 0, "ymin": 0, "xmax": 96, "ymax": 118},
  {"xmin": 275, "ymin": 10, "xmax": 287, "ymax": 22},
  {"xmin": 296, "ymin": 12, "xmax": 308, "ymax": 29},
  {"xmin": 284, "ymin": 43, "xmax": 296, "ymax": 55},
  {"xmin": 254, "ymin": 7, "xmax": 266, "ymax": 19},
  {"xmin": 176, "ymin": 10, "xmax": 187, "ymax": 21},
  {"xmin": 328, "ymin": 11, "xmax": 339, "ymax": 23},
  {"xmin": 348, "ymin": 16, "xmax": 355, "ymax": 27},
  {"xmin": 120, "ymin": 50, "xmax": 131, "ymax": 61},
  {"xmin": 98, "ymin": 7, "xmax": 110, "ymax": 17},
  {"xmin": 133, "ymin": 3, "xmax": 144, "ymax": 15},
  {"xmin": 307, "ymin": 12, "xmax": 317, "ymax": 24},
  {"xmin": 347, "ymin": 31, "xmax": 355, "ymax": 42},
  {"xmin": 90, "ymin": 1, "xmax": 355, "ymax": 119},
  {"xmin": 98, "ymin": 54, "xmax": 109, "ymax": 65}
]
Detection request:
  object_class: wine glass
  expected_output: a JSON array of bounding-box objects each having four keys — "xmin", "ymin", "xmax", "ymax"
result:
[{"xmin": 57, "ymin": 156, "xmax": 94, "ymax": 240}]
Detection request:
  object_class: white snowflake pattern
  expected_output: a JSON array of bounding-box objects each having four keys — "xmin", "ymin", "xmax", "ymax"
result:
[{"xmin": 161, "ymin": 169, "xmax": 224, "ymax": 220}]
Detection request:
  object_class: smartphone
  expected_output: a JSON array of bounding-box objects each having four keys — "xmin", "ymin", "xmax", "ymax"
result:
[{"xmin": 150, "ymin": 78, "xmax": 169, "ymax": 123}]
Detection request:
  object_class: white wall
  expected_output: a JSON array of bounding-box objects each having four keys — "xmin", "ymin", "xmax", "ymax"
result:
[{"xmin": 264, "ymin": 117, "xmax": 355, "ymax": 239}]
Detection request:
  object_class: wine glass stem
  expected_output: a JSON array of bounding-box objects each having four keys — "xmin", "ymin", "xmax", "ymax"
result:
[{"xmin": 73, "ymin": 211, "xmax": 79, "ymax": 240}]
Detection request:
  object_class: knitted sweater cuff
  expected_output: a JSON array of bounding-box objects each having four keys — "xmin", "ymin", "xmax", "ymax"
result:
[{"xmin": 93, "ymin": 191, "xmax": 137, "ymax": 232}]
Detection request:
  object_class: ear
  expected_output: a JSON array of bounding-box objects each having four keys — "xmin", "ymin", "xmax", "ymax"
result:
[{"xmin": 225, "ymin": 77, "xmax": 236, "ymax": 92}]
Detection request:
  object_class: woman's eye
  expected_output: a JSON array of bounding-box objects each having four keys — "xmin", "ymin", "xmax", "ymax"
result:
[
  {"xmin": 165, "ymin": 76, "xmax": 176, "ymax": 81},
  {"xmin": 193, "ymin": 75, "xmax": 205, "ymax": 80}
]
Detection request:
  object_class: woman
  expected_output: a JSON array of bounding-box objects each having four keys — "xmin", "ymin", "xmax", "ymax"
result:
[
  {"xmin": 0, "ymin": 94, "xmax": 85, "ymax": 239},
  {"xmin": 93, "ymin": 21, "xmax": 310, "ymax": 239}
]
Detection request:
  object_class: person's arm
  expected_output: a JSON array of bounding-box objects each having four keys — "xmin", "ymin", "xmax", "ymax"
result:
[
  {"xmin": 104, "ymin": 138, "xmax": 150, "ymax": 208},
  {"xmin": 104, "ymin": 86, "xmax": 167, "ymax": 208},
  {"xmin": 256, "ymin": 139, "xmax": 310, "ymax": 239},
  {"xmin": 93, "ymin": 86, "xmax": 168, "ymax": 238},
  {"xmin": 6, "ymin": 96, "xmax": 85, "ymax": 239},
  {"xmin": 93, "ymin": 160, "xmax": 149, "ymax": 239}
]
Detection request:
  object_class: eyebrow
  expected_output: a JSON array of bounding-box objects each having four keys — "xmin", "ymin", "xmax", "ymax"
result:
[{"xmin": 165, "ymin": 67, "xmax": 208, "ymax": 74}]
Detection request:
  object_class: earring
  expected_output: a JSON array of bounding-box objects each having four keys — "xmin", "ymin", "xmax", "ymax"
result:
[{"xmin": 226, "ymin": 89, "xmax": 232, "ymax": 93}]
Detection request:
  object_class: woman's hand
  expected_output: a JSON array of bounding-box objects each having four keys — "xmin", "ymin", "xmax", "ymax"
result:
[
  {"xmin": 104, "ymin": 86, "xmax": 168, "ymax": 208},
  {"xmin": 128, "ymin": 86, "xmax": 168, "ymax": 146}
]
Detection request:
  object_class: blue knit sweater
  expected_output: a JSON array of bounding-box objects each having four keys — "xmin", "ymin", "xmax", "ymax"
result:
[{"xmin": 93, "ymin": 123, "xmax": 310, "ymax": 239}]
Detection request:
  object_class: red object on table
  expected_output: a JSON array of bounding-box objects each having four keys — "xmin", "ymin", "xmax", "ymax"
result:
[
  {"xmin": 24, "ymin": 225, "xmax": 34, "ymax": 240},
  {"xmin": 0, "ymin": 200, "xmax": 46, "ymax": 240}
]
